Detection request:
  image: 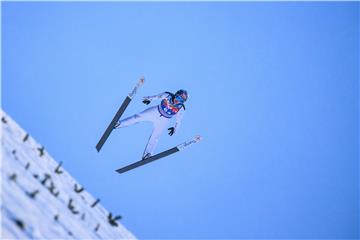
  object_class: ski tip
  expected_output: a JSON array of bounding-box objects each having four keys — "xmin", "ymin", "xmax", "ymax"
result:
[
  {"xmin": 139, "ymin": 76, "xmax": 145, "ymax": 84},
  {"xmin": 194, "ymin": 135, "xmax": 202, "ymax": 142}
]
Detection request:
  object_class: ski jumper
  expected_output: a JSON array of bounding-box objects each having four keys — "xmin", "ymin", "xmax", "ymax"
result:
[{"xmin": 117, "ymin": 92, "xmax": 185, "ymax": 158}]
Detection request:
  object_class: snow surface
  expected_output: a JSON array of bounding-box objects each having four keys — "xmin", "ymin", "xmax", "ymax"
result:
[{"xmin": 1, "ymin": 110, "xmax": 136, "ymax": 239}]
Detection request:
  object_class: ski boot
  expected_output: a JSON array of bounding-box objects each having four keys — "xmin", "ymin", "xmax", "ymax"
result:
[
  {"xmin": 142, "ymin": 153, "xmax": 151, "ymax": 160},
  {"xmin": 114, "ymin": 121, "xmax": 120, "ymax": 129}
]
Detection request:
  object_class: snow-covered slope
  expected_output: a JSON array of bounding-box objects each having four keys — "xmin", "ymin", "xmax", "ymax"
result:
[{"xmin": 1, "ymin": 110, "xmax": 136, "ymax": 239}]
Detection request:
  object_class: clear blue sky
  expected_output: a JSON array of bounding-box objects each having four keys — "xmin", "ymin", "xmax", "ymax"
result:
[{"xmin": 2, "ymin": 2, "xmax": 359, "ymax": 239}]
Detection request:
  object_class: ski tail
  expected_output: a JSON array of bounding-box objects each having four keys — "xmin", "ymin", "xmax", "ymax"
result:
[
  {"xmin": 115, "ymin": 135, "xmax": 202, "ymax": 174},
  {"xmin": 96, "ymin": 77, "xmax": 145, "ymax": 152},
  {"xmin": 96, "ymin": 96, "xmax": 131, "ymax": 152}
]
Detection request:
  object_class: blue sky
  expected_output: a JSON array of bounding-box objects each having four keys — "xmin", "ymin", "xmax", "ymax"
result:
[{"xmin": 2, "ymin": 2, "xmax": 359, "ymax": 239}]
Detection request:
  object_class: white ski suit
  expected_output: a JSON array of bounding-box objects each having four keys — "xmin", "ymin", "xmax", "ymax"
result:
[{"xmin": 117, "ymin": 92, "xmax": 185, "ymax": 158}]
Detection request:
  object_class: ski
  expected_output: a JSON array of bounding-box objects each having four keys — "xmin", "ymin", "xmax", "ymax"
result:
[
  {"xmin": 96, "ymin": 77, "xmax": 145, "ymax": 152},
  {"xmin": 116, "ymin": 135, "xmax": 202, "ymax": 174}
]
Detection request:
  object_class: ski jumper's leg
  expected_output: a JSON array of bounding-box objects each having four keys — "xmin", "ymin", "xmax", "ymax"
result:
[
  {"xmin": 118, "ymin": 106, "xmax": 157, "ymax": 128},
  {"xmin": 143, "ymin": 115, "xmax": 169, "ymax": 157}
]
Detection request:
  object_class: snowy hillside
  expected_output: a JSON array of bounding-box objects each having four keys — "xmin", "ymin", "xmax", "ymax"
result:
[{"xmin": 1, "ymin": 110, "xmax": 136, "ymax": 239}]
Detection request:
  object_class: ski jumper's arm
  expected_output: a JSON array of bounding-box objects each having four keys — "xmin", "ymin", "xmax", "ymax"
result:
[
  {"xmin": 173, "ymin": 108, "xmax": 185, "ymax": 133},
  {"xmin": 143, "ymin": 92, "xmax": 169, "ymax": 101}
]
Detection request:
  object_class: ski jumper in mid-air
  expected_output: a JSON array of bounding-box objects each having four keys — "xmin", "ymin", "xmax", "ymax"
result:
[{"xmin": 114, "ymin": 89, "xmax": 188, "ymax": 160}]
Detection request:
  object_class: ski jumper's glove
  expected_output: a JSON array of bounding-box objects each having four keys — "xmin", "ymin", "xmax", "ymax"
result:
[
  {"xmin": 168, "ymin": 127, "xmax": 175, "ymax": 136},
  {"xmin": 142, "ymin": 92, "xmax": 169, "ymax": 104},
  {"xmin": 142, "ymin": 99, "xmax": 151, "ymax": 105}
]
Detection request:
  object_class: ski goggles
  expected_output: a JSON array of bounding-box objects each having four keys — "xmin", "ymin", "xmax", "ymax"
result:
[{"xmin": 174, "ymin": 95, "xmax": 185, "ymax": 103}]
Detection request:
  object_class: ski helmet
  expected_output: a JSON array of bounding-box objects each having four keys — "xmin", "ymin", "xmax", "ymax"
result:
[{"xmin": 175, "ymin": 89, "xmax": 188, "ymax": 102}]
